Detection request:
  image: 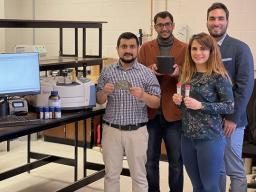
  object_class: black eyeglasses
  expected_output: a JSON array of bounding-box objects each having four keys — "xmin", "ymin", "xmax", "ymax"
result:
[{"xmin": 155, "ymin": 22, "xmax": 173, "ymax": 29}]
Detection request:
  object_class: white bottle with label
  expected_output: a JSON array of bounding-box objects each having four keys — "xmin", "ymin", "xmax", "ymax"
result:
[{"xmin": 48, "ymin": 90, "xmax": 61, "ymax": 110}]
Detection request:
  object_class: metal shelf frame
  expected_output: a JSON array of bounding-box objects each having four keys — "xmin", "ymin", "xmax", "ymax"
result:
[{"xmin": 0, "ymin": 19, "xmax": 107, "ymax": 58}]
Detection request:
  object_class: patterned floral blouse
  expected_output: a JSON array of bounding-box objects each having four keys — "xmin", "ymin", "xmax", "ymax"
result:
[{"xmin": 180, "ymin": 72, "xmax": 234, "ymax": 140}]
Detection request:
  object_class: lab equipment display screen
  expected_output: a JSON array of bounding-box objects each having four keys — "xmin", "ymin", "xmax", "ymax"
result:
[{"xmin": 0, "ymin": 52, "xmax": 40, "ymax": 97}]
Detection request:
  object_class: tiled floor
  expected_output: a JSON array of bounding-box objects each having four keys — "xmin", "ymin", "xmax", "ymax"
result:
[{"xmin": 0, "ymin": 139, "xmax": 255, "ymax": 192}]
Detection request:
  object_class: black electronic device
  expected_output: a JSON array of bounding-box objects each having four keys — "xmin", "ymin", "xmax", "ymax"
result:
[
  {"xmin": 14, "ymin": 111, "xmax": 28, "ymax": 116},
  {"xmin": 156, "ymin": 56, "xmax": 175, "ymax": 74},
  {"xmin": 0, "ymin": 52, "xmax": 40, "ymax": 117},
  {"xmin": 8, "ymin": 98, "xmax": 28, "ymax": 115}
]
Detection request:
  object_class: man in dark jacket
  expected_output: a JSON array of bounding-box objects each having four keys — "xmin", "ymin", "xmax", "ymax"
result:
[{"xmin": 207, "ymin": 2, "xmax": 254, "ymax": 192}]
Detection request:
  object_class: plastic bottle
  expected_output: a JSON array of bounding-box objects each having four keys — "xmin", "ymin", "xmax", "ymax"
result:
[
  {"xmin": 48, "ymin": 90, "xmax": 61, "ymax": 108},
  {"xmin": 39, "ymin": 106, "xmax": 44, "ymax": 119},
  {"xmin": 49, "ymin": 106, "xmax": 55, "ymax": 119},
  {"xmin": 43, "ymin": 107, "xmax": 50, "ymax": 119},
  {"xmin": 55, "ymin": 106, "xmax": 61, "ymax": 119}
]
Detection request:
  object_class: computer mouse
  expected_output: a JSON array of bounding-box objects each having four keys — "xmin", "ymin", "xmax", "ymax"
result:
[{"xmin": 14, "ymin": 111, "xmax": 28, "ymax": 116}]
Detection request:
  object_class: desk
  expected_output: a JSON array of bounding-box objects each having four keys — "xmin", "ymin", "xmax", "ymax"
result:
[{"xmin": 0, "ymin": 106, "xmax": 112, "ymax": 192}]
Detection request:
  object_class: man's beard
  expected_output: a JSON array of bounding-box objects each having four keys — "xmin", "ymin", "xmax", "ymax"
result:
[
  {"xmin": 120, "ymin": 57, "xmax": 136, "ymax": 64},
  {"xmin": 208, "ymin": 26, "xmax": 227, "ymax": 39},
  {"xmin": 210, "ymin": 32, "xmax": 225, "ymax": 39}
]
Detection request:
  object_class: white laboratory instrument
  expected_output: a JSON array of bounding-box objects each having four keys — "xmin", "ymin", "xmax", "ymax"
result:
[{"xmin": 28, "ymin": 76, "xmax": 96, "ymax": 110}]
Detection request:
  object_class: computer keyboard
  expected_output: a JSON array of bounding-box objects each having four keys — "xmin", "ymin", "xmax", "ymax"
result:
[{"xmin": 0, "ymin": 115, "xmax": 43, "ymax": 127}]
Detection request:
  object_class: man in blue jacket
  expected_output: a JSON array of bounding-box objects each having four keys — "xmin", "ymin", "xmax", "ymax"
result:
[{"xmin": 207, "ymin": 2, "xmax": 254, "ymax": 192}]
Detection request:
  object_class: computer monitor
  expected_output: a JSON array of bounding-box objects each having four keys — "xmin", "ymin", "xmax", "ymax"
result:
[
  {"xmin": 0, "ymin": 52, "xmax": 40, "ymax": 116},
  {"xmin": 0, "ymin": 52, "xmax": 40, "ymax": 97}
]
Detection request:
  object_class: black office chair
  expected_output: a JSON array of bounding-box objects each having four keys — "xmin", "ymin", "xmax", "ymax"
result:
[{"xmin": 243, "ymin": 79, "xmax": 256, "ymax": 189}]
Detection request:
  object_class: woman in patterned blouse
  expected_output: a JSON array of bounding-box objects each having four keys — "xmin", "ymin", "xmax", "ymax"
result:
[{"xmin": 173, "ymin": 32, "xmax": 234, "ymax": 192}]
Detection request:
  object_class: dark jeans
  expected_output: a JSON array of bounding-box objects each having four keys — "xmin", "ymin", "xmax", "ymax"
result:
[
  {"xmin": 182, "ymin": 136, "xmax": 226, "ymax": 192},
  {"xmin": 146, "ymin": 115, "xmax": 183, "ymax": 192}
]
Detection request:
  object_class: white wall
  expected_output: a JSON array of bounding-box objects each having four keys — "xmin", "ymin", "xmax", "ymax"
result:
[
  {"xmin": 1, "ymin": 0, "xmax": 256, "ymax": 62},
  {"xmin": 0, "ymin": 0, "xmax": 5, "ymax": 52},
  {"xmin": 4, "ymin": 0, "xmax": 34, "ymax": 53}
]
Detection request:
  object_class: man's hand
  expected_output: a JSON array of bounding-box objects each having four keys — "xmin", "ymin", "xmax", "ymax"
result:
[
  {"xmin": 129, "ymin": 87, "xmax": 144, "ymax": 100},
  {"xmin": 149, "ymin": 63, "xmax": 179, "ymax": 77},
  {"xmin": 224, "ymin": 119, "xmax": 237, "ymax": 137},
  {"xmin": 149, "ymin": 64, "xmax": 163, "ymax": 76},
  {"xmin": 96, "ymin": 83, "xmax": 114, "ymax": 104},
  {"xmin": 170, "ymin": 64, "xmax": 179, "ymax": 77},
  {"xmin": 102, "ymin": 83, "xmax": 115, "ymax": 96},
  {"xmin": 130, "ymin": 87, "xmax": 160, "ymax": 108}
]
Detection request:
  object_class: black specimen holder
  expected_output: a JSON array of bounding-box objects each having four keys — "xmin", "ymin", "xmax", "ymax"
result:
[{"xmin": 156, "ymin": 56, "xmax": 175, "ymax": 74}]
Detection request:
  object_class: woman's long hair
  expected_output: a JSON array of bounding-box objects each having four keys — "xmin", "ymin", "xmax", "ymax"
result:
[{"xmin": 180, "ymin": 32, "xmax": 229, "ymax": 83}]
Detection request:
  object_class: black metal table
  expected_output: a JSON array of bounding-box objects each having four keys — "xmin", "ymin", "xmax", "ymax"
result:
[{"xmin": 0, "ymin": 106, "xmax": 116, "ymax": 192}]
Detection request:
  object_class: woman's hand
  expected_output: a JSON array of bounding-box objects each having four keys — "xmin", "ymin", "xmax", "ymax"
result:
[
  {"xmin": 172, "ymin": 93, "xmax": 183, "ymax": 105},
  {"xmin": 183, "ymin": 97, "xmax": 202, "ymax": 110}
]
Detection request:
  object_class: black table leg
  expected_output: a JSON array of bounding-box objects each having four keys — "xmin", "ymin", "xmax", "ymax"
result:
[
  {"xmin": 7, "ymin": 140, "xmax": 10, "ymax": 151},
  {"xmin": 83, "ymin": 119, "xmax": 87, "ymax": 177},
  {"xmin": 74, "ymin": 121, "xmax": 78, "ymax": 181}
]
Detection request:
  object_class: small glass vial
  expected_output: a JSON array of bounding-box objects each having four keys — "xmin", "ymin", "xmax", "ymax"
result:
[
  {"xmin": 48, "ymin": 90, "xmax": 61, "ymax": 108},
  {"xmin": 49, "ymin": 106, "xmax": 55, "ymax": 119},
  {"xmin": 39, "ymin": 106, "xmax": 44, "ymax": 119},
  {"xmin": 43, "ymin": 107, "xmax": 50, "ymax": 119},
  {"xmin": 55, "ymin": 106, "xmax": 61, "ymax": 119}
]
